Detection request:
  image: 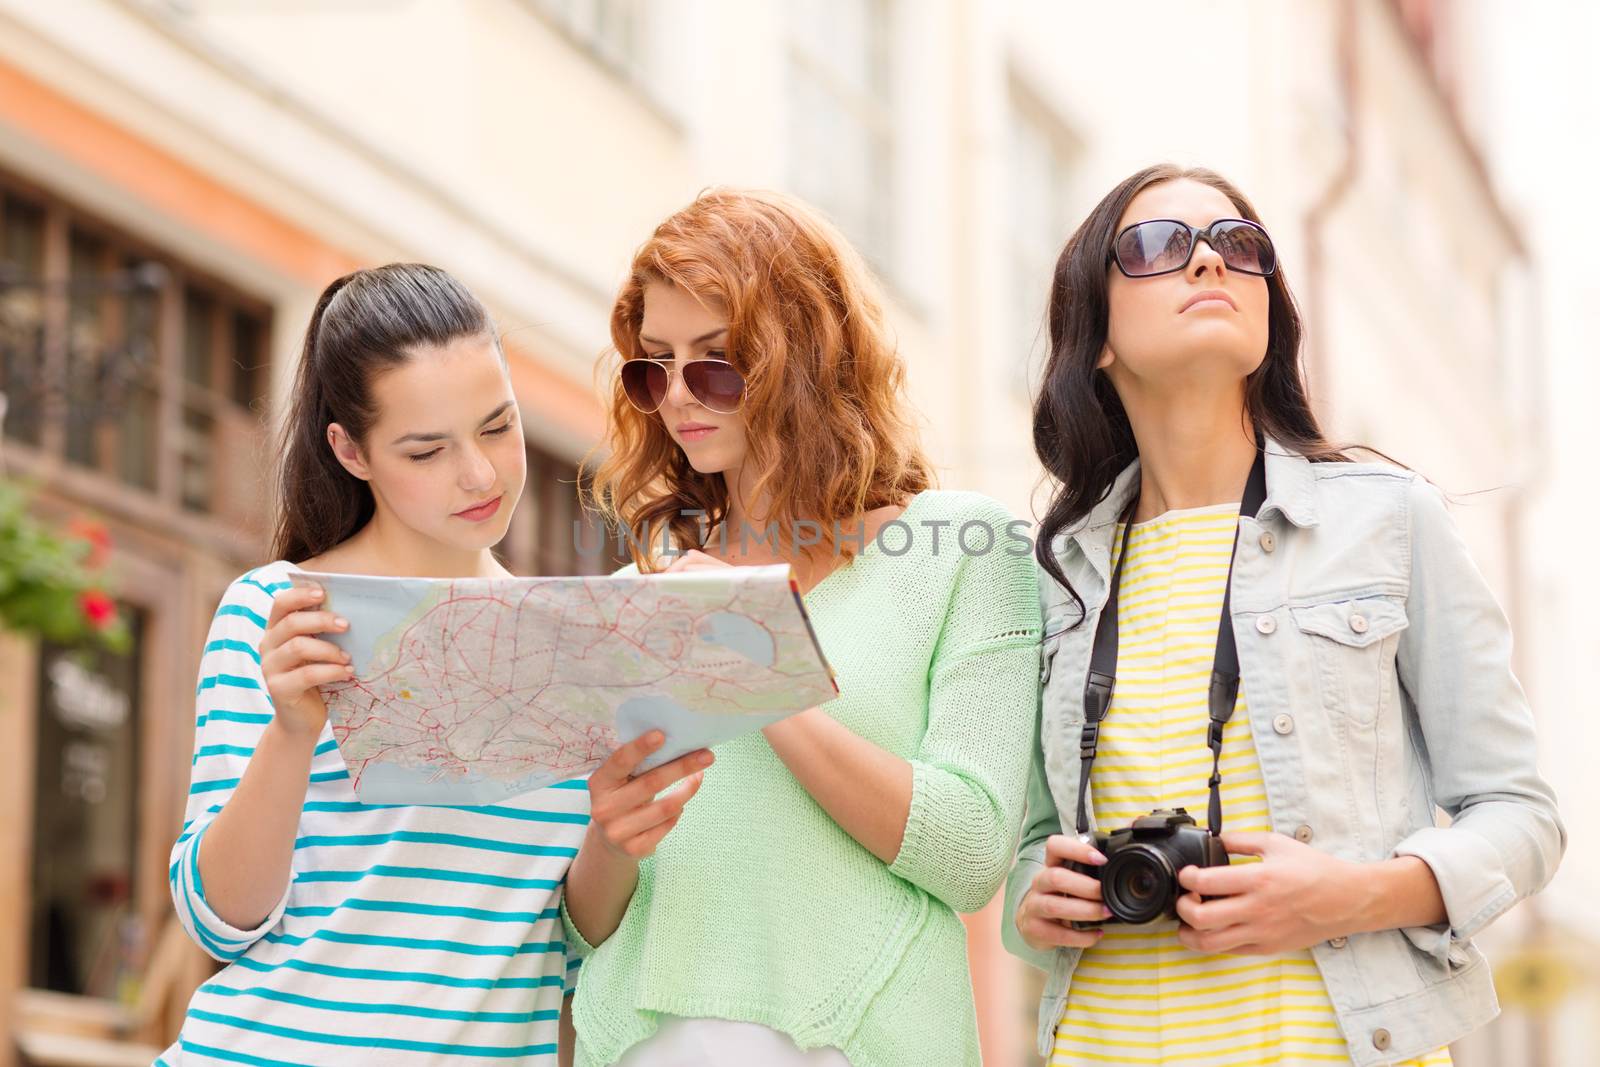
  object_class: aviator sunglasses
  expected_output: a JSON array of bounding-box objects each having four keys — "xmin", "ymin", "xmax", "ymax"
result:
[
  {"xmin": 619, "ymin": 356, "xmax": 746, "ymax": 415},
  {"xmin": 1110, "ymin": 217, "xmax": 1277, "ymax": 278}
]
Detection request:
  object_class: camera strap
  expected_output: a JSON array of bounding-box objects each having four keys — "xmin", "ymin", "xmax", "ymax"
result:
[{"xmin": 1076, "ymin": 447, "xmax": 1269, "ymax": 837}]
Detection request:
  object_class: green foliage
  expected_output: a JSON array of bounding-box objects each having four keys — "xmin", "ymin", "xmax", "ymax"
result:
[{"xmin": 0, "ymin": 479, "xmax": 129, "ymax": 651}]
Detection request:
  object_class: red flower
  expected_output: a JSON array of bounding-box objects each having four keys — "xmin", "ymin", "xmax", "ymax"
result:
[
  {"xmin": 69, "ymin": 518, "xmax": 113, "ymax": 569},
  {"xmin": 80, "ymin": 590, "xmax": 117, "ymax": 629}
]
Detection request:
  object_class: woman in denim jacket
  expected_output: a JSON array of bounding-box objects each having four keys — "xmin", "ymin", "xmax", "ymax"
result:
[{"xmin": 1002, "ymin": 164, "xmax": 1564, "ymax": 1066}]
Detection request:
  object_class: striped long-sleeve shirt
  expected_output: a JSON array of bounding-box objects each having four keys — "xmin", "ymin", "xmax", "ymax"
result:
[{"xmin": 160, "ymin": 561, "xmax": 589, "ymax": 1066}]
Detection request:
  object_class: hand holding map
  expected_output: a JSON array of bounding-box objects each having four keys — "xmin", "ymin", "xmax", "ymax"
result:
[{"xmin": 286, "ymin": 564, "xmax": 837, "ymax": 805}]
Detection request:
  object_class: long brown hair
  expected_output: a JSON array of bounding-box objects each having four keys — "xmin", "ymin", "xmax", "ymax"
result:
[
  {"xmin": 588, "ymin": 188, "xmax": 933, "ymax": 569},
  {"xmin": 271, "ymin": 263, "xmax": 497, "ymax": 564},
  {"xmin": 1033, "ymin": 165, "xmax": 1353, "ymax": 621}
]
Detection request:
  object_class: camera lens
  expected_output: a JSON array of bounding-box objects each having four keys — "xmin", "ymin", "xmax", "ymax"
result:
[{"xmin": 1102, "ymin": 845, "xmax": 1177, "ymax": 924}]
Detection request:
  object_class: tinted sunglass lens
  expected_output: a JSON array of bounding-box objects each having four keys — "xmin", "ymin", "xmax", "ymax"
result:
[
  {"xmin": 620, "ymin": 359, "xmax": 668, "ymax": 412},
  {"xmin": 1215, "ymin": 222, "xmax": 1276, "ymax": 275},
  {"xmin": 1118, "ymin": 221, "xmax": 1192, "ymax": 276},
  {"xmin": 682, "ymin": 360, "xmax": 745, "ymax": 413}
]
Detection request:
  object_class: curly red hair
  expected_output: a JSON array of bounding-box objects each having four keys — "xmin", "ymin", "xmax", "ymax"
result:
[{"xmin": 587, "ymin": 188, "xmax": 933, "ymax": 570}]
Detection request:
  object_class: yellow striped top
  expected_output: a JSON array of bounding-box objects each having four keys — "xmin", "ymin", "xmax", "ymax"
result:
[{"xmin": 1050, "ymin": 505, "xmax": 1449, "ymax": 1067}]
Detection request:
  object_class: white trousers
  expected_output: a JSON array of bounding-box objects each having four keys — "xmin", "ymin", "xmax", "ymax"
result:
[{"xmin": 609, "ymin": 1017, "xmax": 852, "ymax": 1067}]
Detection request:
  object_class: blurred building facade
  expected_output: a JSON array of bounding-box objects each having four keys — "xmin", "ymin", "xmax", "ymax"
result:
[
  {"xmin": 1443, "ymin": 0, "xmax": 1600, "ymax": 1062},
  {"xmin": 0, "ymin": 0, "xmax": 1579, "ymax": 1064}
]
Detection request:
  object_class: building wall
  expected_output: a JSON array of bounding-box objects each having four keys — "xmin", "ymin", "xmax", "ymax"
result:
[{"xmin": 1444, "ymin": 2, "xmax": 1600, "ymax": 1063}]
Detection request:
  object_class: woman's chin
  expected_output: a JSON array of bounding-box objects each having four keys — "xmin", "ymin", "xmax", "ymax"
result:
[
  {"xmin": 681, "ymin": 451, "xmax": 735, "ymax": 476},
  {"xmin": 437, "ymin": 518, "xmax": 514, "ymax": 555},
  {"xmin": 1129, "ymin": 344, "xmax": 1266, "ymax": 384}
]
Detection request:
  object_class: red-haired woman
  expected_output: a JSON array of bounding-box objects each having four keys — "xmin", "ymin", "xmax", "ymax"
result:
[{"xmin": 560, "ymin": 189, "xmax": 1041, "ymax": 1067}]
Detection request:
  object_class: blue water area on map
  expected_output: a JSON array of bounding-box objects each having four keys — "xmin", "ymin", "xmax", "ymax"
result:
[
  {"xmin": 618, "ymin": 695, "xmax": 791, "ymax": 772},
  {"xmin": 291, "ymin": 573, "xmax": 438, "ymax": 672},
  {"xmin": 697, "ymin": 611, "xmax": 775, "ymax": 666}
]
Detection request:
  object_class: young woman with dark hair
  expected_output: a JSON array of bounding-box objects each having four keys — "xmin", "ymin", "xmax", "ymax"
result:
[
  {"xmin": 160, "ymin": 263, "xmax": 701, "ymax": 1066},
  {"xmin": 1004, "ymin": 166, "xmax": 1564, "ymax": 1066},
  {"xmin": 563, "ymin": 188, "xmax": 1041, "ymax": 1067}
]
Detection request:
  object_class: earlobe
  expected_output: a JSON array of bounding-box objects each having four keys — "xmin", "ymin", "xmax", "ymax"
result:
[
  {"xmin": 327, "ymin": 423, "xmax": 372, "ymax": 482},
  {"xmin": 1096, "ymin": 345, "xmax": 1115, "ymax": 370}
]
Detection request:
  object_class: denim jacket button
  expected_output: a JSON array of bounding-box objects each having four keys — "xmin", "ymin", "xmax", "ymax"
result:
[
  {"xmin": 1293, "ymin": 823, "xmax": 1314, "ymax": 843},
  {"xmin": 1329, "ymin": 935, "xmax": 1349, "ymax": 948},
  {"xmin": 1373, "ymin": 1029, "xmax": 1392, "ymax": 1051},
  {"xmin": 1258, "ymin": 531, "xmax": 1276, "ymax": 553},
  {"xmin": 1349, "ymin": 613, "xmax": 1370, "ymax": 634},
  {"xmin": 1256, "ymin": 615, "xmax": 1277, "ymax": 635},
  {"xmin": 1272, "ymin": 714, "xmax": 1294, "ymax": 735}
]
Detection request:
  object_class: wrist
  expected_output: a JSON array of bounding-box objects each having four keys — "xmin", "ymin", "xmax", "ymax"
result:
[
  {"xmin": 581, "ymin": 823, "xmax": 641, "ymax": 868},
  {"xmin": 1346, "ymin": 856, "xmax": 1431, "ymax": 935},
  {"xmin": 264, "ymin": 713, "xmax": 320, "ymax": 748},
  {"xmin": 262, "ymin": 716, "xmax": 322, "ymax": 755},
  {"xmin": 1369, "ymin": 855, "xmax": 1448, "ymax": 932},
  {"xmin": 1340, "ymin": 858, "xmax": 1386, "ymax": 935}
]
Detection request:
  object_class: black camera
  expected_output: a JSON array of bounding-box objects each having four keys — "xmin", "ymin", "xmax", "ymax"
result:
[{"xmin": 1070, "ymin": 807, "xmax": 1229, "ymax": 925}]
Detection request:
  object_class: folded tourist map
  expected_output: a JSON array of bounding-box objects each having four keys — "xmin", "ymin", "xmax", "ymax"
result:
[{"xmin": 285, "ymin": 565, "xmax": 838, "ymax": 805}]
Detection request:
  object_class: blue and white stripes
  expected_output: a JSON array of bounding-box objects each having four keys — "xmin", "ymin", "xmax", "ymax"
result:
[{"xmin": 160, "ymin": 561, "xmax": 589, "ymax": 1066}]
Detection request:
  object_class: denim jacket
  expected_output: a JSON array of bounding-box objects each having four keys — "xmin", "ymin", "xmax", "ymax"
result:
[{"xmin": 1001, "ymin": 441, "xmax": 1565, "ymax": 1065}]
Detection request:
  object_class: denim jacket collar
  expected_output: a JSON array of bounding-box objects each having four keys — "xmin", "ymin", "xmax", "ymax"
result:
[{"xmin": 1066, "ymin": 436, "xmax": 1321, "ymax": 583}]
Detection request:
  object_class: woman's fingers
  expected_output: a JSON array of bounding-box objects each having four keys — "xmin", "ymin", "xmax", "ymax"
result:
[
  {"xmin": 1019, "ymin": 914, "xmax": 1104, "ymax": 950},
  {"xmin": 598, "ymin": 772, "xmax": 705, "ymax": 855},
  {"xmin": 1017, "ymin": 847, "xmax": 1115, "ymax": 952},
  {"xmin": 264, "ymin": 635, "xmax": 350, "ymax": 673},
  {"xmin": 1033, "ymin": 863, "xmax": 1105, "ymax": 902},
  {"xmin": 1176, "ymin": 860, "xmax": 1258, "ymax": 897},
  {"xmin": 589, "ymin": 731, "xmax": 667, "ymax": 790},
  {"xmin": 270, "ymin": 662, "xmax": 354, "ymax": 701},
  {"xmin": 1177, "ymin": 918, "xmax": 1256, "ymax": 955},
  {"xmin": 1175, "ymin": 890, "xmax": 1253, "ymax": 931},
  {"xmin": 268, "ymin": 585, "xmax": 325, "ymax": 629},
  {"xmin": 265, "ymin": 587, "xmax": 344, "ymax": 650},
  {"xmin": 590, "ymin": 734, "xmax": 712, "ymax": 800},
  {"xmin": 1043, "ymin": 833, "xmax": 1107, "ymax": 868},
  {"xmin": 264, "ymin": 610, "xmax": 349, "ymax": 653},
  {"xmin": 1030, "ymin": 891, "xmax": 1112, "ymax": 925},
  {"xmin": 587, "ymin": 736, "xmax": 712, "ymax": 860},
  {"xmin": 607, "ymin": 749, "xmax": 714, "ymax": 809},
  {"xmin": 261, "ymin": 638, "xmax": 351, "ymax": 701}
]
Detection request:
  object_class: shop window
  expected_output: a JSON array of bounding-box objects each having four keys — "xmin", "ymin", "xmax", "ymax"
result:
[{"xmin": 27, "ymin": 608, "xmax": 145, "ymax": 1000}]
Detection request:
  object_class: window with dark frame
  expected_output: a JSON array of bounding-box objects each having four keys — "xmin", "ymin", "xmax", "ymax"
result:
[
  {"xmin": 0, "ymin": 171, "xmax": 273, "ymax": 522},
  {"xmin": 0, "ymin": 192, "xmax": 46, "ymax": 448}
]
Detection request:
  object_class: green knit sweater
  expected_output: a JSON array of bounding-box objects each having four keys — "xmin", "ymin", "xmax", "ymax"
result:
[{"xmin": 562, "ymin": 490, "xmax": 1042, "ymax": 1067}]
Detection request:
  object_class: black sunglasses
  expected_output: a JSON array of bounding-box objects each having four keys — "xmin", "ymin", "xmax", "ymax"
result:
[
  {"xmin": 1110, "ymin": 218, "xmax": 1277, "ymax": 278},
  {"xmin": 619, "ymin": 357, "xmax": 746, "ymax": 415}
]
